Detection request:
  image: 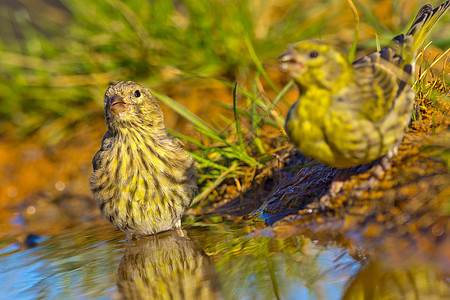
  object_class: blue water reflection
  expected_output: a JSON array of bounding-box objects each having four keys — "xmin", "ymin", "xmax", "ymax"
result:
[{"xmin": 0, "ymin": 220, "xmax": 446, "ymax": 299}]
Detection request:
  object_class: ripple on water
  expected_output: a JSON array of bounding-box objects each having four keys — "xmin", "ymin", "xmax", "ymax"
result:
[{"xmin": 0, "ymin": 219, "xmax": 448, "ymax": 299}]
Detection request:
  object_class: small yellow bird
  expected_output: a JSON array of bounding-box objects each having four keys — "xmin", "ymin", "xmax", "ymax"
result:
[
  {"xmin": 90, "ymin": 81, "xmax": 197, "ymax": 239},
  {"xmin": 280, "ymin": 1, "xmax": 450, "ymax": 168}
]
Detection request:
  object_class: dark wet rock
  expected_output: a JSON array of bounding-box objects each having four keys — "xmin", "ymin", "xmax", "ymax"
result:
[
  {"xmin": 23, "ymin": 233, "xmax": 42, "ymax": 248},
  {"xmin": 254, "ymin": 165, "xmax": 338, "ymax": 224}
]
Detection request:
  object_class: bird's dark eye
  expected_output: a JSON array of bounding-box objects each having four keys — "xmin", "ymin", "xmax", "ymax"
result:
[
  {"xmin": 309, "ymin": 51, "xmax": 319, "ymax": 58},
  {"xmin": 134, "ymin": 90, "xmax": 141, "ymax": 97}
]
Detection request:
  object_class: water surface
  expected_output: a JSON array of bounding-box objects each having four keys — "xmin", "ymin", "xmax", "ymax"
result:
[{"xmin": 0, "ymin": 219, "xmax": 448, "ymax": 299}]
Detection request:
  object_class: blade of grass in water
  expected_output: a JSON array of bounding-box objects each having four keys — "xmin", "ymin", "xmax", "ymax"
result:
[{"xmin": 266, "ymin": 255, "xmax": 281, "ymax": 300}]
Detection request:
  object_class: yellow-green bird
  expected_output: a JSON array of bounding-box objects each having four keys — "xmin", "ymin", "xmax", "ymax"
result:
[
  {"xmin": 90, "ymin": 81, "xmax": 197, "ymax": 239},
  {"xmin": 280, "ymin": 1, "xmax": 450, "ymax": 168}
]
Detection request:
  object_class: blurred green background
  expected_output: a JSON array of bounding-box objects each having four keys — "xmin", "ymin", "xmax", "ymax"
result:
[{"xmin": 0, "ymin": 0, "xmax": 448, "ymax": 144}]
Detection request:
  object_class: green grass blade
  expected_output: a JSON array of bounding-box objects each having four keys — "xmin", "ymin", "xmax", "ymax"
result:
[
  {"xmin": 191, "ymin": 125, "xmax": 259, "ymax": 167},
  {"xmin": 151, "ymin": 89, "xmax": 223, "ymax": 139},
  {"xmin": 414, "ymin": 47, "xmax": 450, "ymax": 87},
  {"xmin": 256, "ymin": 80, "xmax": 293, "ymax": 126},
  {"xmin": 245, "ymin": 36, "xmax": 289, "ymax": 105},
  {"xmin": 192, "ymin": 125, "xmax": 230, "ymax": 145},
  {"xmin": 375, "ymin": 33, "xmax": 381, "ymax": 52},
  {"xmin": 216, "ymin": 103, "xmax": 281, "ymax": 129},
  {"xmin": 182, "ymin": 71, "xmax": 256, "ymax": 100},
  {"xmin": 189, "ymin": 152, "xmax": 229, "ymax": 172},
  {"xmin": 233, "ymin": 82, "xmax": 246, "ymax": 152},
  {"xmin": 191, "ymin": 162, "xmax": 240, "ymax": 205},
  {"xmin": 166, "ymin": 129, "xmax": 207, "ymax": 150},
  {"xmin": 347, "ymin": 0, "xmax": 360, "ymax": 63}
]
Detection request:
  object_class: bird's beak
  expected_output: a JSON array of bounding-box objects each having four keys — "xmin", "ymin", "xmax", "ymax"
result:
[
  {"xmin": 278, "ymin": 50, "xmax": 303, "ymax": 74},
  {"xmin": 277, "ymin": 51, "xmax": 296, "ymax": 63},
  {"xmin": 109, "ymin": 94, "xmax": 128, "ymax": 115}
]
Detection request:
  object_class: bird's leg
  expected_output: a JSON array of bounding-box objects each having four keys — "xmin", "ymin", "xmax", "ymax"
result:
[
  {"xmin": 126, "ymin": 232, "xmax": 139, "ymax": 242},
  {"xmin": 173, "ymin": 220, "xmax": 186, "ymax": 237},
  {"xmin": 328, "ymin": 168, "xmax": 350, "ymax": 196},
  {"xmin": 318, "ymin": 167, "xmax": 351, "ymax": 209},
  {"xmin": 356, "ymin": 146, "xmax": 396, "ymax": 191},
  {"xmin": 319, "ymin": 148, "xmax": 397, "ymax": 209},
  {"xmin": 174, "ymin": 219, "xmax": 182, "ymax": 229}
]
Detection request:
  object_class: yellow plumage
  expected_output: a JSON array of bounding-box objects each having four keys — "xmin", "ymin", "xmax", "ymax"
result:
[
  {"xmin": 90, "ymin": 81, "xmax": 197, "ymax": 239},
  {"xmin": 280, "ymin": 1, "xmax": 450, "ymax": 168}
]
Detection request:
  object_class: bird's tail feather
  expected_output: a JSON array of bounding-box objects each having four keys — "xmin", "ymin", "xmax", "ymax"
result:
[{"xmin": 407, "ymin": 1, "xmax": 450, "ymax": 52}]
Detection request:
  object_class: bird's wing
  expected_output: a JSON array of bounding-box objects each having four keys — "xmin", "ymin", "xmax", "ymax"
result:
[
  {"xmin": 92, "ymin": 130, "xmax": 113, "ymax": 171},
  {"xmin": 324, "ymin": 49, "xmax": 414, "ymax": 164},
  {"xmin": 350, "ymin": 47, "xmax": 413, "ymax": 123}
]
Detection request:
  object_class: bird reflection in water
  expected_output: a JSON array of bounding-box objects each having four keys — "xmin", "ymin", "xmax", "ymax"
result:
[{"xmin": 117, "ymin": 230, "xmax": 222, "ymax": 300}]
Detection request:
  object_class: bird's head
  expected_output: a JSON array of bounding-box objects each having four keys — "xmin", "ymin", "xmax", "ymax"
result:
[
  {"xmin": 278, "ymin": 40, "xmax": 351, "ymax": 90},
  {"xmin": 104, "ymin": 81, "xmax": 164, "ymax": 131}
]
